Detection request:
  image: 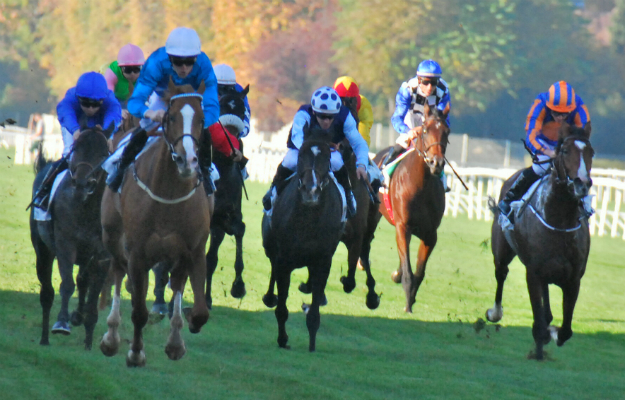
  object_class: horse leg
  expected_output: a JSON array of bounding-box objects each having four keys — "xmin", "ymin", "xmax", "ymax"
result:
[
  {"xmin": 340, "ymin": 239, "xmax": 359, "ymax": 294},
  {"xmin": 165, "ymin": 291, "xmax": 187, "ymax": 361},
  {"xmin": 186, "ymin": 246, "xmax": 210, "ymax": 334},
  {"xmin": 542, "ymin": 282, "xmax": 553, "ymax": 326},
  {"xmin": 100, "ymin": 259, "xmax": 125, "ymax": 357},
  {"xmin": 275, "ymin": 264, "xmax": 291, "ymax": 349},
  {"xmin": 82, "ymin": 257, "xmax": 109, "ymax": 350},
  {"xmin": 307, "ymin": 261, "xmax": 331, "ymax": 352},
  {"xmin": 71, "ymin": 263, "xmax": 89, "ymax": 327},
  {"xmin": 551, "ymin": 279, "xmax": 581, "ymax": 347},
  {"xmin": 126, "ymin": 254, "xmax": 149, "ymax": 367},
  {"xmin": 395, "ymin": 223, "xmax": 414, "ymax": 313},
  {"xmin": 359, "ymin": 237, "xmax": 380, "ymax": 310},
  {"xmin": 205, "ymin": 227, "xmax": 225, "ymax": 309},
  {"xmin": 411, "ymin": 234, "xmax": 437, "ymax": 310},
  {"xmin": 34, "ymin": 236, "xmax": 55, "ymax": 345},
  {"xmin": 486, "ymin": 227, "xmax": 515, "ymax": 323},
  {"xmin": 263, "ymin": 270, "xmax": 278, "ymax": 308},
  {"xmin": 53, "ymin": 250, "xmax": 76, "ymax": 335},
  {"xmin": 526, "ymin": 270, "xmax": 549, "ymax": 360},
  {"xmin": 230, "ymin": 221, "xmax": 247, "ymax": 299},
  {"xmin": 98, "ymin": 266, "xmax": 114, "ymax": 311},
  {"xmin": 150, "ymin": 262, "xmax": 169, "ymax": 315}
]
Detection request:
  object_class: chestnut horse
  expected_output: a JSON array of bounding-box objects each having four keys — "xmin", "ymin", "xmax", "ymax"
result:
[
  {"xmin": 486, "ymin": 123, "xmax": 593, "ymax": 360},
  {"xmin": 100, "ymin": 80, "xmax": 211, "ymax": 367},
  {"xmin": 371, "ymin": 104, "xmax": 450, "ymax": 313}
]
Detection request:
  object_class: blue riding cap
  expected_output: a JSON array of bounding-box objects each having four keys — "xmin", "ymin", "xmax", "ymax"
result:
[
  {"xmin": 75, "ymin": 72, "xmax": 108, "ymax": 100},
  {"xmin": 416, "ymin": 60, "xmax": 442, "ymax": 78}
]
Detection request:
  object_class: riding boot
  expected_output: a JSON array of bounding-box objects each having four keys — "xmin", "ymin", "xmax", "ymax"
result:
[
  {"xmin": 262, "ymin": 165, "xmax": 293, "ymax": 211},
  {"xmin": 106, "ymin": 128, "xmax": 148, "ymax": 192},
  {"xmin": 382, "ymin": 143, "xmax": 405, "ymax": 168},
  {"xmin": 498, "ymin": 167, "xmax": 540, "ymax": 216},
  {"xmin": 334, "ymin": 166, "xmax": 357, "ymax": 217},
  {"xmin": 32, "ymin": 158, "xmax": 68, "ymax": 211},
  {"xmin": 198, "ymin": 127, "xmax": 215, "ymax": 195}
]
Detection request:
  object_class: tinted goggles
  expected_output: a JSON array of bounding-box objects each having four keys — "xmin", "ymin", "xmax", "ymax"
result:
[
  {"xmin": 551, "ymin": 111, "xmax": 570, "ymax": 118},
  {"xmin": 170, "ymin": 56, "xmax": 197, "ymax": 67},
  {"xmin": 78, "ymin": 97, "xmax": 103, "ymax": 109},
  {"xmin": 121, "ymin": 66, "xmax": 141, "ymax": 74},
  {"xmin": 419, "ymin": 78, "xmax": 439, "ymax": 87},
  {"xmin": 316, "ymin": 113, "xmax": 335, "ymax": 121}
]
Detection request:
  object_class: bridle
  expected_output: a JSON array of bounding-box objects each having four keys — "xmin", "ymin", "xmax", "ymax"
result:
[
  {"xmin": 412, "ymin": 121, "xmax": 449, "ymax": 164},
  {"xmin": 298, "ymin": 145, "xmax": 331, "ymax": 191},
  {"xmin": 553, "ymin": 135, "xmax": 593, "ymax": 190},
  {"xmin": 70, "ymin": 129, "xmax": 110, "ymax": 193},
  {"xmin": 162, "ymin": 92, "xmax": 204, "ymax": 162}
]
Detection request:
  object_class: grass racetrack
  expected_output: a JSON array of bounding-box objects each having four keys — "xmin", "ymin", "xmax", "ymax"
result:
[{"xmin": 1, "ymin": 147, "xmax": 624, "ymax": 399}]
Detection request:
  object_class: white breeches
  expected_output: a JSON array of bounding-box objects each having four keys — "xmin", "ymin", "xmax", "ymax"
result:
[
  {"xmin": 61, "ymin": 127, "xmax": 73, "ymax": 157},
  {"xmin": 532, "ymin": 154, "xmax": 552, "ymax": 176},
  {"xmin": 281, "ymin": 148, "xmax": 344, "ymax": 171},
  {"xmin": 395, "ymin": 134, "xmax": 411, "ymax": 149},
  {"xmin": 140, "ymin": 92, "xmax": 167, "ymax": 129}
]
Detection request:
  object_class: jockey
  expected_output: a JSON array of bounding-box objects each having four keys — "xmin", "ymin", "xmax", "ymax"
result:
[
  {"xmin": 262, "ymin": 86, "xmax": 370, "ymax": 217},
  {"xmin": 32, "ymin": 72, "xmax": 122, "ymax": 210},
  {"xmin": 213, "ymin": 63, "xmax": 251, "ymax": 138},
  {"xmin": 106, "ymin": 27, "xmax": 241, "ymax": 194},
  {"xmin": 384, "ymin": 59, "xmax": 451, "ymax": 190},
  {"xmin": 102, "ymin": 44, "xmax": 145, "ymax": 114},
  {"xmin": 333, "ymin": 76, "xmax": 382, "ymax": 201},
  {"xmin": 498, "ymin": 81, "xmax": 591, "ymax": 216}
]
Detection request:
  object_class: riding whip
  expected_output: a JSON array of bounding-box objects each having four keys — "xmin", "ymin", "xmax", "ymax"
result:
[{"xmin": 443, "ymin": 155, "xmax": 469, "ymax": 191}]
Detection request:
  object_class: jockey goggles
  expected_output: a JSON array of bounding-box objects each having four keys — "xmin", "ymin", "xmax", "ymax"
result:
[
  {"xmin": 121, "ymin": 66, "xmax": 141, "ymax": 74},
  {"xmin": 419, "ymin": 78, "xmax": 438, "ymax": 87},
  {"xmin": 78, "ymin": 97, "xmax": 103, "ymax": 109},
  {"xmin": 551, "ymin": 110, "xmax": 570, "ymax": 118},
  {"xmin": 170, "ymin": 56, "xmax": 197, "ymax": 67},
  {"xmin": 315, "ymin": 113, "xmax": 335, "ymax": 121}
]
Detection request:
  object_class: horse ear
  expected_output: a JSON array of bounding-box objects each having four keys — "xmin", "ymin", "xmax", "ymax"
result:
[
  {"xmin": 423, "ymin": 102, "xmax": 432, "ymax": 117},
  {"xmin": 197, "ymin": 79, "xmax": 206, "ymax": 95},
  {"xmin": 583, "ymin": 121, "xmax": 592, "ymax": 139},
  {"xmin": 168, "ymin": 76, "xmax": 176, "ymax": 94},
  {"xmin": 441, "ymin": 103, "xmax": 450, "ymax": 120},
  {"xmin": 558, "ymin": 121, "xmax": 572, "ymax": 140},
  {"xmin": 242, "ymin": 84, "xmax": 250, "ymax": 97}
]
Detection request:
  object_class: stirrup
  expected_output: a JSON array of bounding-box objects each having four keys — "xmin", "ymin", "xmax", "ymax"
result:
[
  {"xmin": 262, "ymin": 189, "xmax": 273, "ymax": 211},
  {"xmin": 346, "ymin": 191, "xmax": 357, "ymax": 217}
]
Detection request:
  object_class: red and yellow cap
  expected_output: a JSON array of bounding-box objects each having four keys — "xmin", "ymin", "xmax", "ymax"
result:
[{"xmin": 333, "ymin": 76, "xmax": 361, "ymax": 110}]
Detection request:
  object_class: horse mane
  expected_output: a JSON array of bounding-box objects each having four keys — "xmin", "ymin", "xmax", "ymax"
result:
[
  {"xmin": 73, "ymin": 127, "xmax": 109, "ymax": 158},
  {"xmin": 556, "ymin": 122, "xmax": 592, "ymax": 152},
  {"xmin": 161, "ymin": 82, "xmax": 197, "ymax": 104}
]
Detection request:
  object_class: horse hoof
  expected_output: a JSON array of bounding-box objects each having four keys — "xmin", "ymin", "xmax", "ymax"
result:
[
  {"xmin": 391, "ymin": 271, "xmax": 402, "ymax": 284},
  {"xmin": 150, "ymin": 302, "xmax": 169, "ymax": 316},
  {"xmin": 165, "ymin": 344, "xmax": 187, "ymax": 361},
  {"xmin": 340, "ymin": 276, "xmax": 356, "ymax": 293},
  {"xmin": 298, "ymin": 282, "xmax": 311, "ymax": 294},
  {"xmin": 486, "ymin": 305, "xmax": 503, "ymax": 323},
  {"xmin": 404, "ymin": 306, "xmax": 413, "ymax": 314},
  {"xmin": 320, "ymin": 294, "xmax": 328, "ymax": 307},
  {"xmin": 366, "ymin": 294, "xmax": 381, "ymax": 310},
  {"xmin": 52, "ymin": 321, "xmax": 71, "ymax": 335},
  {"xmin": 126, "ymin": 350, "xmax": 146, "ymax": 367},
  {"xmin": 70, "ymin": 311, "xmax": 84, "ymax": 327},
  {"xmin": 230, "ymin": 281, "xmax": 247, "ymax": 299},
  {"xmin": 263, "ymin": 294, "xmax": 278, "ymax": 308},
  {"xmin": 100, "ymin": 334, "xmax": 120, "ymax": 357}
]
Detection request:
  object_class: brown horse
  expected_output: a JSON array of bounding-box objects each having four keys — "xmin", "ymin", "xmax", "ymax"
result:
[
  {"xmin": 486, "ymin": 122, "xmax": 593, "ymax": 360},
  {"xmin": 99, "ymin": 80, "xmax": 211, "ymax": 367},
  {"xmin": 371, "ymin": 104, "xmax": 450, "ymax": 313}
]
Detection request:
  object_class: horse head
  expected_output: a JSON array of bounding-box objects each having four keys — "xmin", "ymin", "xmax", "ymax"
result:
[
  {"xmin": 297, "ymin": 124, "xmax": 333, "ymax": 206},
  {"xmin": 163, "ymin": 77, "xmax": 205, "ymax": 178},
  {"xmin": 70, "ymin": 125, "xmax": 111, "ymax": 201},
  {"xmin": 218, "ymin": 85, "xmax": 248, "ymax": 137},
  {"xmin": 418, "ymin": 103, "xmax": 450, "ymax": 176},
  {"xmin": 554, "ymin": 121, "xmax": 594, "ymax": 199}
]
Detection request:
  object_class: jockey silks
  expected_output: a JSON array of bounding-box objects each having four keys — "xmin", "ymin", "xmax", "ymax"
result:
[
  {"xmin": 391, "ymin": 78, "xmax": 451, "ymax": 134},
  {"xmin": 57, "ymin": 87, "xmax": 122, "ymax": 136}
]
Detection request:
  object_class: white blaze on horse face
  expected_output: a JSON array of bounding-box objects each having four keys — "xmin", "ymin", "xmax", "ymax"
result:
[
  {"xmin": 310, "ymin": 147, "xmax": 320, "ymax": 194},
  {"xmin": 180, "ymin": 104, "xmax": 197, "ymax": 165},
  {"xmin": 311, "ymin": 146, "xmax": 321, "ymax": 156},
  {"xmin": 575, "ymin": 141, "xmax": 589, "ymax": 181}
]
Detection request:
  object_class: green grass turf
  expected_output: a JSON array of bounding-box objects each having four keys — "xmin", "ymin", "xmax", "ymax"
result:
[{"xmin": 0, "ymin": 147, "xmax": 624, "ymax": 399}]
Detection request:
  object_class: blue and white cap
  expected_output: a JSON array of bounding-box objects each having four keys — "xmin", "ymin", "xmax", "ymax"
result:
[
  {"xmin": 416, "ymin": 59, "xmax": 442, "ymax": 78},
  {"xmin": 311, "ymin": 86, "xmax": 342, "ymax": 114}
]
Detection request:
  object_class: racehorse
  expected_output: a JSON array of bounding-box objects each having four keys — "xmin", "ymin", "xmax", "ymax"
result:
[
  {"xmin": 371, "ymin": 104, "xmax": 450, "ymax": 313},
  {"xmin": 486, "ymin": 122, "xmax": 593, "ymax": 360},
  {"xmin": 30, "ymin": 126, "xmax": 111, "ymax": 349},
  {"xmin": 262, "ymin": 128, "xmax": 344, "ymax": 351},
  {"xmin": 100, "ymin": 79, "xmax": 211, "ymax": 367},
  {"xmin": 298, "ymin": 143, "xmax": 381, "ymax": 310}
]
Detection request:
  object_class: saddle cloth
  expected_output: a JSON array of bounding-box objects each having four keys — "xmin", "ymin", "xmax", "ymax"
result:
[{"xmin": 33, "ymin": 170, "xmax": 69, "ymax": 221}]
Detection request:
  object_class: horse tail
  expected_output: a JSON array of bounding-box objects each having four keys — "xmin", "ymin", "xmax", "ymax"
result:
[
  {"xmin": 487, "ymin": 196, "xmax": 499, "ymax": 215},
  {"xmin": 33, "ymin": 142, "xmax": 48, "ymax": 175}
]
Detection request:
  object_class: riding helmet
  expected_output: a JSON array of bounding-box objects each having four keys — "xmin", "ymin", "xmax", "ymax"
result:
[
  {"xmin": 117, "ymin": 43, "xmax": 145, "ymax": 66},
  {"xmin": 311, "ymin": 86, "xmax": 342, "ymax": 114},
  {"xmin": 75, "ymin": 72, "xmax": 108, "ymax": 100},
  {"xmin": 166, "ymin": 27, "xmax": 202, "ymax": 57},
  {"xmin": 416, "ymin": 60, "xmax": 442, "ymax": 78},
  {"xmin": 546, "ymin": 81, "xmax": 577, "ymax": 113}
]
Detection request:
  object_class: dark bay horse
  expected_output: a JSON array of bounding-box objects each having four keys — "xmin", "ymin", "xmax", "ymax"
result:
[
  {"xmin": 100, "ymin": 80, "xmax": 211, "ymax": 367},
  {"xmin": 486, "ymin": 122, "xmax": 593, "ymax": 360},
  {"xmin": 262, "ymin": 131, "xmax": 344, "ymax": 351},
  {"xmin": 30, "ymin": 126, "xmax": 111, "ymax": 349},
  {"xmin": 371, "ymin": 104, "xmax": 450, "ymax": 313}
]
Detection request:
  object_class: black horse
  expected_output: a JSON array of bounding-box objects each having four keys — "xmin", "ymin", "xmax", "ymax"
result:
[
  {"xmin": 262, "ymin": 128, "xmax": 344, "ymax": 352},
  {"xmin": 30, "ymin": 126, "xmax": 111, "ymax": 349},
  {"xmin": 151, "ymin": 86, "xmax": 250, "ymax": 313}
]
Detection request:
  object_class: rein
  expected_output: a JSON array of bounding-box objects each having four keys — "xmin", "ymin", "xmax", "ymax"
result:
[
  {"xmin": 132, "ymin": 164, "xmax": 202, "ymax": 204},
  {"xmin": 412, "ymin": 125, "xmax": 447, "ymax": 164}
]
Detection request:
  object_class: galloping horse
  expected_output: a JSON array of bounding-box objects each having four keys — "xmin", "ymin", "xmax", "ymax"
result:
[
  {"xmin": 486, "ymin": 122, "xmax": 593, "ymax": 360},
  {"xmin": 262, "ymin": 129, "xmax": 344, "ymax": 351},
  {"xmin": 30, "ymin": 126, "xmax": 111, "ymax": 349},
  {"xmin": 100, "ymin": 79, "xmax": 211, "ymax": 367},
  {"xmin": 371, "ymin": 104, "xmax": 450, "ymax": 313}
]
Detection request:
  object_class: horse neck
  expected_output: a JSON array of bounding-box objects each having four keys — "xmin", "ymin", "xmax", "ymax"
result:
[
  {"xmin": 142, "ymin": 139, "xmax": 197, "ymax": 194},
  {"xmin": 396, "ymin": 151, "xmax": 429, "ymax": 190},
  {"xmin": 539, "ymin": 172, "xmax": 581, "ymax": 227}
]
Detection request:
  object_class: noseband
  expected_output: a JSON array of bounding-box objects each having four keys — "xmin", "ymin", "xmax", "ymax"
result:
[
  {"xmin": 413, "ymin": 124, "xmax": 448, "ymax": 164},
  {"xmin": 554, "ymin": 136, "xmax": 593, "ymax": 189},
  {"xmin": 162, "ymin": 93, "xmax": 204, "ymax": 162}
]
